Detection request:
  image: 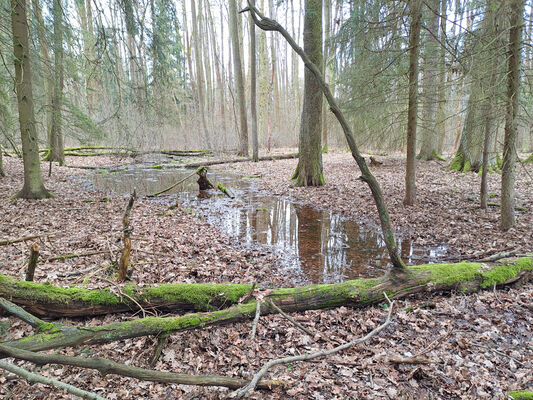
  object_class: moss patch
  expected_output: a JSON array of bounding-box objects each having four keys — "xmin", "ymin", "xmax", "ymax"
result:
[
  {"xmin": 509, "ymin": 391, "xmax": 533, "ymax": 400},
  {"xmin": 144, "ymin": 283, "xmax": 252, "ymax": 311}
]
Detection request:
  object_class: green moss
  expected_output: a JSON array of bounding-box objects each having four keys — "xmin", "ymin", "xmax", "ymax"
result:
[
  {"xmin": 433, "ymin": 151, "xmax": 446, "ymax": 162},
  {"xmin": 36, "ymin": 322, "xmax": 56, "ymax": 333},
  {"xmin": 449, "ymin": 153, "xmax": 464, "ymax": 171},
  {"xmin": 0, "ymin": 275, "xmax": 122, "ymax": 306},
  {"xmin": 522, "ymin": 154, "xmax": 533, "ymax": 164},
  {"xmin": 144, "ymin": 283, "xmax": 252, "ymax": 311},
  {"xmin": 322, "ymin": 144, "xmax": 328, "ymax": 154},
  {"xmin": 509, "ymin": 391, "xmax": 533, "ymax": 400},
  {"xmin": 409, "ymin": 262, "xmax": 481, "ymax": 285}
]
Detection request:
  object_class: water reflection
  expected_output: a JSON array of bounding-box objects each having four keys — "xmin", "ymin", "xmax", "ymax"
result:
[{"xmin": 91, "ymin": 166, "xmax": 447, "ymax": 283}]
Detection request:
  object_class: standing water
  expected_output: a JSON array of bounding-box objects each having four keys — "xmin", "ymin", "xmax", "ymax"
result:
[{"xmin": 91, "ymin": 164, "xmax": 446, "ymax": 283}]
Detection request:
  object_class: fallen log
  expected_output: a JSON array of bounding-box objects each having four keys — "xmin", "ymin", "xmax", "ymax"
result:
[
  {"xmin": 179, "ymin": 153, "xmax": 298, "ymax": 169},
  {"xmin": 0, "ymin": 258, "xmax": 531, "ymax": 353}
]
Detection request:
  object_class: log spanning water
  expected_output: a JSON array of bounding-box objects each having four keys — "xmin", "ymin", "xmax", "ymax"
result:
[{"xmin": 89, "ymin": 164, "xmax": 447, "ymax": 284}]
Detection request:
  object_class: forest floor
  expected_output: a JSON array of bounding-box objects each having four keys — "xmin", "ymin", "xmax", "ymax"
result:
[{"xmin": 0, "ymin": 151, "xmax": 532, "ymax": 399}]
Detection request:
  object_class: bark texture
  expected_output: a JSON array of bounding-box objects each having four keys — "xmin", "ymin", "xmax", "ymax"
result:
[
  {"xmin": 10, "ymin": 0, "xmax": 51, "ymax": 199},
  {"xmin": 293, "ymin": 0, "xmax": 324, "ymax": 187}
]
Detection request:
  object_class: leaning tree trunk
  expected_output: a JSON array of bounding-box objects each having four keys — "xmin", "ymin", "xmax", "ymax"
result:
[
  {"xmin": 501, "ymin": 0, "xmax": 525, "ymax": 231},
  {"xmin": 292, "ymin": 0, "xmax": 324, "ymax": 187},
  {"xmin": 10, "ymin": 0, "xmax": 52, "ymax": 199}
]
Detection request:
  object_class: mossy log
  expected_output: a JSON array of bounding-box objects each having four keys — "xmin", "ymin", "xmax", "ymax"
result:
[
  {"xmin": 0, "ymin": 258, "xmax": 531, "ymax": 354},
  {"xmin": 1, "ymin": 258, "xmax": 531, "ymax": 354}
]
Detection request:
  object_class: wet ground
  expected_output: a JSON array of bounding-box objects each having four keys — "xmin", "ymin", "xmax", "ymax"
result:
[{"xmin": 90, "ymin": 163, "xmax": 447, "ymax": 283}]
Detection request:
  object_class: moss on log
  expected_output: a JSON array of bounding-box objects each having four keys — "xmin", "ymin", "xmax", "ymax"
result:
[
  {"xmin": 0, "ymin": 258, "xmax": 531, "ymax": 319},
  {"xmin": 0, "ymin": 258, "xmax": 531, "ymax": 354}
]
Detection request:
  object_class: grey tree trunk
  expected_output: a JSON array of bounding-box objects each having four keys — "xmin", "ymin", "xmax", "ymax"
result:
[
  {"xmin": 10, "ymin": 0, "xmax": 52, "ymax": 199},
  {"xmin": 404, "ymin": 0, "xmax": 422, "ymax": 206},
  {"xmin": 49, "ymin": 0, "xmax": 65, "ymax": 166},
  {"xmin": 501, "ymin": 0, "xmax": 525, "ymax": 230},
  {"xmin": 191, "ymin": 0, "xmax": 212, "ymax": 149},
  {"xmin": 292, "ymin": 0, "xmax": 324, "ymax": 187},
  {"xmin": 417, "ymin": 0, "xmax": 440, "ymax": 160},
  {"xmin": 249, "ymin": 4, "xmax": 259, "ymax": 161},
  {"xmin": 31, "ymin": 0, "xmax": 53, "ymax": 149},
  {"xmin": 229, "ymin": 0, "xmax": 249, "ymax": 156}
]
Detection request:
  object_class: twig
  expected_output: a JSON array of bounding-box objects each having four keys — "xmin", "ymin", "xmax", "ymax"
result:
[
  {"xmin": 268, "ymin": 299, "xmax": 314, "ymax": 337},
  {"xmin": 388, "ymin": 356, "xmax": 434, "ymax": 364},
  {"xmin": 99, "ymin": 277, "xmax": 150, "ymax": 318},
  {"xmin": 0, "ymin": 232, "xmax": 58, "ymax": 246},
  {"xmin": 0, "ymin": 344, "xmax": 279, "ymax": 391},
  {"xmin": 233, "ymin": 293, "xmax": 395, "ymax": 398},
  {"xmin": 0, "ymin": 297, "xmax": 48, "ymax": 329},
  {"xmin": 470, "ymin": 343, "xmax": 524, "ymax": 366},
  {"xmin": 25, "ymin": 243, "xmax": 39, "ymax": 281},
  {"xmin": 0, "ymin": 359, "xmax": 107, "ymax": 400},
  {"xmin": 46, "ymin": 250, "xmax": 110, "ymax": 262},
  {"xmin": 149, "ymin": 334, "xmax": 170, "ymax": 367},
  {"xmin": 493, "ymin": 283, "xmax": 503, "ymax": 304},
  {"xmin": 250, "ymin": 302, "xmax": 261, "ymax": 340}
]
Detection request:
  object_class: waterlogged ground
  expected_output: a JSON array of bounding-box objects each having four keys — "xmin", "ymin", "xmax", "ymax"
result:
[{"xmin": 0, "ymin": 151, "xmax": 532, "ymax": 399}]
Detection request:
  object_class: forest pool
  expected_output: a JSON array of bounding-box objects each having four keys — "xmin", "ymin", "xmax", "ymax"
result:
[{"xmin": 90, "ymin": 164, "xmax": 447, "ymax": 284}]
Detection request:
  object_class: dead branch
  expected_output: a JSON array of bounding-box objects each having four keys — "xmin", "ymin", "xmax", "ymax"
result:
[
  {"xmin": 388, "ymin": 357, "xmax": 435, "ymax": 364},
  {"xmin": 0, "ymin": 297, "xmax": 48, "ymax": 330},
  {"xmin": 0, "ymin": 359, "xmax": 107, "ymax": 400},
  {"xmin": 250, "ymin": 302, "xmax": 261, "ymax": 340},
  {"xmin": 25, "ymin": 243, "xmax": 39, "ymax": 281},
  {"xmin": 268, "ymin": 299, "xmax": 314, "ymax": 337},
  {"xmin": 0, "ymin": 232, "xmax": 57, "ymax": 246},
  {"xmin": 232, "ymin": 293, "xmax": 395, "ymax": 398},
  {"xmin": 117, "ymin": 190, "xmax": 136, "ymax": 282},
  {"xmin": 46, "ymin": 250, "xmax": 110, "ymax": 262},
  {"xmin": 0, "ymin": 344, "xmax": 279, "ymax": 391}
]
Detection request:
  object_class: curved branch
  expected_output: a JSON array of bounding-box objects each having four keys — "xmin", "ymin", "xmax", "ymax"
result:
[{"xmin": 243, "ymin": 1, "xmax": 406, "ymax": 271}]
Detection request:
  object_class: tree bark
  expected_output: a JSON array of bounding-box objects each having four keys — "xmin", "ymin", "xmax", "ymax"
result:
[
  {"xmin": 229, "ymin": 0, "xmax": 249, "ymax": 156},
  {"xmin": 501, "ymin": 0, "xmax": 525, "ymax": 231},
  {"xmin": 292, "ymin": 0, "xmax": 324, "ymax": 187},
  {"xmin": 190, "ymin": 0, "xmax": 212, "ymax": 149},
  {"xmin": 48, "ymin": 0, "xmax": 65, "ymax": 165},
  {"xmin": 417, "ymin": 0, "xmax": 440, "ymax": 160},
  {"xmin": 404, "ymin": 0, "xmax": 422, "ymax": 206},
  {"xmin": 250, "ymin": 3, "xmax": 259, "ymax": 162},
  {"xmin": 10, "ymin": 0, "xmax": 52, "ymax": 199}
]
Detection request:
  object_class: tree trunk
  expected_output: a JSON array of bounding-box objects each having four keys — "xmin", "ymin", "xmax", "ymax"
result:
[
  {"xmin": 404, "ymin": 0, "xmax": 422, "ymax": 206},
  {"xmin": 2, "ymin": 257, "xmax": 531, "ymax": 352},
  {"xmin": 190, "ymin": 0, "xmax": 212, "ymax": 149},
  {"xmin": 292, "ymin": 0, "xmax": 324, "ymax": 187},
  {"xmin": 501, "ymin": 0, "xmax": 525, "ymax": 231},
  {"xmin": 10, "ymin": 0, "xmax": 52, "ymax": 199},
  {"xmin": 250, "ymin": 4, "xmax": 259, "ymax": 162},
  {"xmin": 49, "ymin": 0, "xmax": 65, "ymax": 166},
  {"xmin": 436, "ymin": 0, "xmax": 447, "ymax": 155},
  {"xmin": 31, "ymin": 0, "xmax": 53, "ymax": 147},
  {"xmin": 229, "ymin": 0, "xmax": 249, "ymax": 156},
  {"xmin": 417, "ymin": 0, "xmax": 440, "ymax": 160}
]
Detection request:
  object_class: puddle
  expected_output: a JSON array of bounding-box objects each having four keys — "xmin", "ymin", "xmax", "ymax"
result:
[{"xmin": 91, "ymin": 165, "xmax": 447, "ymax": 283}]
